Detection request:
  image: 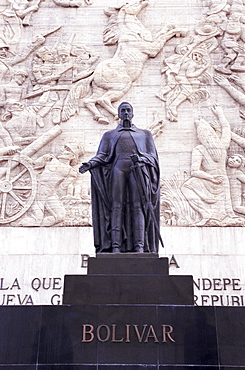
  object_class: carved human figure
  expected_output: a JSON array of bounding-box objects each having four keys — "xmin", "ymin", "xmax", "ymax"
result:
[
  {"xmin": 215, "ymin": 12, "xmax": 245, "ymax": 74},
  {"xmin": 227, "ymin": 154, "xmax": 245, "ymax": 215},
  {"xmin": 61, "ymin": 45, "xmax": 99, "ymax": 121},
  {"xmin": 32, "ymin": 46, "xmax": 58, "ymax": 86},
  {"xmin": 2, "ymin": 92, "xmax": 49, "ymax": 146},
  {"xmin": 49, "ymin": 42, "xmax": 73, "ymax": 124},
  {"xmin": 181, "ymin": 105, "xmax": 238, "ymax": 226},
  {"xmin": 0, "ymin": 69, "xmax": 28, "ymax": 105},
  {"xmin": 31, "ymin": 41, "xmax": 96, "ymax": 125},
  {"xmin": 83, "ymin": 0, "xmax": 182, "ymax": 124},
  {"xmin": 0, "ymin": 0, "xmax": 44, "ymax": 56},
  {"xmin": 0, "ymin": 34, "xmax": 45, "ymax": 83},
  {"xmin": 71, "ymin": 45, "xmax": 99, "ymax": 82},
  {"xmin": 0, "ymin": 119, "xmax": 20, "ymax": 155},
  {"xmin": 20, "ymin": 142, "xmax": 83, "ymax": 226},
  {"xmin": 31, "ymin": 46, "xmax": 63, "ymax": 125},
  {"xmin": 205, "ymin": 0, "xmax": 230, "ymax": 26},
  {"xmin": 156, "ymin": 44, "xmax": 189, "ymax": 101},
  {"xmin": 79, "ymin": 102, "xmax": 161, "ymax": 254},
  {"xmin": 9, "ymin": 0, "xmax": 42, "ymax": 27},
  {"xmin": 156, "ymin": 22, "xmax": 218, "ymax": 120},
  {"xmin": 157, "ymin": 47, "xmax": 210, "ymax": 122},
  {"xmin": 174, "ymin": 49, "xmax": 209, "ymax": 122},
  {"xmin": 51, "ymin": 40, "xmax": 99, "ymax": 124},
  {"xmin": 0, "ymin": 0, "xmax": 22, "ymax": 48}
]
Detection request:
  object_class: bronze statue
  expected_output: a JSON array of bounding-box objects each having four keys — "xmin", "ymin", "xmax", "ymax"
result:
[{"xmin": 79, "ymin": 102, "xmax": 162, "ymax": 253}]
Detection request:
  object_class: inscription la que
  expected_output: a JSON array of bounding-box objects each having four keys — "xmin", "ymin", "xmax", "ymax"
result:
[
  {"xmin": 0, "ymin": 278, "xmax": 33, "ymax": 305},
  {"xmin": 82, "ymin": 324, "xmax": 175, "ymax": 343},
  {"xmin": 0, "ymin": 277, "xmax": 62, "ymax": 305}
]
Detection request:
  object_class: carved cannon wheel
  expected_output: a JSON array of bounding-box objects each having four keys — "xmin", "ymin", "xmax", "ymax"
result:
[{"xmin": 0, "ymin": 156, "xmax": 37, "ymax": 224}]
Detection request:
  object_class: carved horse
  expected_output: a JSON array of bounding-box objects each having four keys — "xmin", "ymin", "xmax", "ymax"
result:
[{"xmin": 83, "ymin": 0, "xmax": 181, "ymax": 124}]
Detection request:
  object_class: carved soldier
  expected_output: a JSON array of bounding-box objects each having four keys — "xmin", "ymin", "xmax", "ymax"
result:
[
  {"xmin": 19, "ymin": 142, "xmax": 83, "ymax": 226},
  {"xmin": 79, "ymin": 102, "xmax": 161, "ymax": 254},
  {"xmin": 0, "ymin": 34, "xmax": 45, "ymax": 83}
]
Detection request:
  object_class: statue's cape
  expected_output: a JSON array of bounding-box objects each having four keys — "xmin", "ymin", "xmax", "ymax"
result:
[{"xmin": 89, "ymin": 124, "xmax": 160, "ymax": 253}]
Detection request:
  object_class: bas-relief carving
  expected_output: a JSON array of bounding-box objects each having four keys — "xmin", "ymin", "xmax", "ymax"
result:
[
  {"xmin": 181, "ymin": 105, "xmax": 244, "ymax": 226},
  {"xmin": 17, "ymin": 142, "xmax": 84, "ymax": 226},
  {"xmin": 156, "ymin": 0, "xmax": 245, "ymax": 227},
  {"xmin": 159, "ymin": 104, "xmax": 245, "ymax": 226},
  {"xmin": 83, "ymin": 0, "xmax": 182, "ymax": 124},
  {"xmin": 156, "ymin": 42, "xmax": 212, "ymax": 122},
  {"xmin": 0, "ymin": 155, "xmax": 36, "ymax": 224},
  {"xmin": 1, "ymin": 0, "xmax": 245, "ymax": 227},
  {"xmin": 29, "ymin": 38, "xmax": 99, "ymax": 125},
  {"xmin": 160, "ymin": 171, "xmax": 199, "ymax": 226}
]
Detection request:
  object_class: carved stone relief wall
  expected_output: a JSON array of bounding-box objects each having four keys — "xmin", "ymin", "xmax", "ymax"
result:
[
  {"xmin": 1, "ymin": 0, "xmax": 245, "ymax": 307},
  {"xmin": 1, "ymin": 0, "xmax": 245, "ymax": 228}
]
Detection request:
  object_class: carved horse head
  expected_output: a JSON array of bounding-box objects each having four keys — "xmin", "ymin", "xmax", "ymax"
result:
[
  {"xmin": 117, "ymin": 0, "xmax": 152, "ymax": 42},
  {"xmin": 120, "ymin": 0, "xmax": 149, "ymax": 16}
]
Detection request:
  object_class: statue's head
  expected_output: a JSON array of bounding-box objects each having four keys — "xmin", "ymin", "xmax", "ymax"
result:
[
  {"xmin": 227, "ymin": 154, "xmax": 244, "ymax": 169},
  {"xmin": 13, "ymin": 70, "xmax": 28, "ymax": 85},
  {"xmin": 57, "ymin": 44, "xmax": 71, "ymax": 63},
  {"xmin": 0, "ymin": 38, "xmax": 9, "ymax": 58},
  {"xmin": 118, "ymin": 102, "xmax": 134, "ymax": 126},
  {"xmin": 36, "ymin": 46, "xmax": 54, "ymax": 62}
]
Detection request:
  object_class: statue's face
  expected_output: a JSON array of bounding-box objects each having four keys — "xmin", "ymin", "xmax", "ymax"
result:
[
  {"xmin": 14, "ymin": 74, "xmax": 27, "ymax": 86},
  {"xmin": 43, "ymin": 51, "xmax": 55, "ymax": 63},
  {"xmin": 58, "ymin": 147, "xmax": 75, "ymax": 162},
  {"xmin": 228, "ymin": 155, "xmax": 243, "ymax": 168},
  {"xmin": 192, "ymin": 52, "xmax": 203, "ymax": 63},
  {"xmin": 59, "ymin": 52, "xmax": 70, "ymax": 63},
  {"xmin": 118, "ymin": 103, "xmax": 133, "ymax": 122},
  {"xmin": 0, "ymin": 47, "xmax": 8, "ymax": 58}
]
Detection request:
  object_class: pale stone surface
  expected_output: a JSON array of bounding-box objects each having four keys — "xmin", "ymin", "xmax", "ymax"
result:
[
  {"xmin": 1, "ymin": 0, "xmax": 245, "ymax": 227},
  {"xmin": 0, "ymin": 0, "xmax": 245, "ymax": 305}
]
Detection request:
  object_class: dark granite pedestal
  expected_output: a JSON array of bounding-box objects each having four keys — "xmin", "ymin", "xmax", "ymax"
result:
[
  {"xmin": 0, "ymin": 255, "xmax": 245, "ymax": 369},
  {"xmin": 63, "ymin": 254, "xmax": 194, "ymax": 305}
]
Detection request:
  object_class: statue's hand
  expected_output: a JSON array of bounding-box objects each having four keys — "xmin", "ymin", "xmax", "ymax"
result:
[
  {"xmin": 130, "ymin": 153, "xmax": 140, "ymax": 163},
  {"xmin": 6, "ymin": 146, "xmax": 20, "ymax": 155},
  {"xmin": 33, "ymin": 35, "xmax": 45, "ymax": 46},
  {"xmin": 79, "ymin": 162, "xmax": 91, "ymax": 174},
  {"xmin": 211, "ymin": 103, "xmax": 223, "ymax": 117},
  {"xmin": 212, "ymin": 175, "xmax": 224, "ymax": 184},
  {"xmin": 43, "ymin": 154, "xmax": 54, "ymax": 162}
]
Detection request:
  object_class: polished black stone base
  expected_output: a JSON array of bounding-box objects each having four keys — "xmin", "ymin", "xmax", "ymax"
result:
[{"xmin": 0, "ymin": 305, "xmax": 245, "ymax": 368}]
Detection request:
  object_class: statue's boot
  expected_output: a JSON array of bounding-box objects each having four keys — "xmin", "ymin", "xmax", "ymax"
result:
[{"xmin": 135, "ymin": 245, "xmax": 144, "ymax": 253}]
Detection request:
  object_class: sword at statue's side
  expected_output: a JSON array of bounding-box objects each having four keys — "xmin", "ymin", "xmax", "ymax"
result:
[{"xmin": 130, "ymin": 153, "xmax": 164, "ymax": 249}]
